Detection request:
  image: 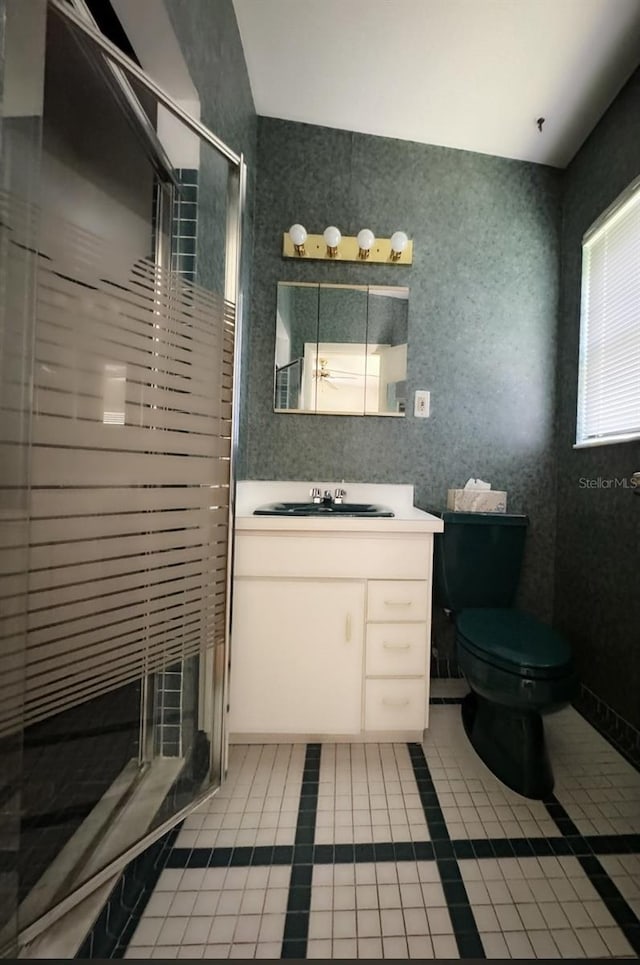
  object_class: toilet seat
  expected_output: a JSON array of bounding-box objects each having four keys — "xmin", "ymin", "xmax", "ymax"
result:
[{"xmin": 457, "ymin": 608, "xmax": 572, "ymax": 680}]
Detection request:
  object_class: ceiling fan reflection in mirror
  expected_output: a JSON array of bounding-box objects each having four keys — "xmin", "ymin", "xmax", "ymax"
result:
[{"xmin": 313, "ymin": 358, "xmax": 360, "ymax": 388}]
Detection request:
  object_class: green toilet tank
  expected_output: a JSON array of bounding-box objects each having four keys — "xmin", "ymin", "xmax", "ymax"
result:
[{"xmin": 432, "ymin": 511, "xmax": 529, "ymax": 611}]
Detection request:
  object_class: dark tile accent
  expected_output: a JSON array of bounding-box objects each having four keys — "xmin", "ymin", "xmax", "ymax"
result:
[
  {"xmin": 272, "ymin": 845, "xmax": 294, "ymax": 865},
  {"xmin": 281, "ymin": 938, "xmax": 306, "ymax": 958},
  {"xmin": 294, "ymin": 825, "xmax": 314, "ymax": 846},
  {"xmin": 75, "ymin": 823, "xmax": 180, "ymax": 959},
  {"xmin": 333, "ymin": 843, "xmax": 354, "ymax": 863},
  {"xmin": 442, "ymin": 879, "xmax": 469, "ymax": 905},
  {"xmin": 280, "ymin": 743, "xmax": 321, "ymax": 958},
  {"xmin": 578, "ymin": 854, "xmax": 640, "ymax": 956},
  {"xmin": 491, "ymin": 839, "xmax": 515, "ymax": 858},
  {"xmin": 353, "ymin": 842, "xmax": 375, "ymax": 862},
  {"xmin": 186, "ymin": 847, "xmax": 211, "ymax": 867},
  {"xmin": 437, "ymin": 858, "xmax": 461, "ymax": 881},
  {"xmin": 313, "ymin": 844, "xmax": 335, "ymax": 864},
  {"xmin": 528, "ymin": 836, "xmax": 555, "ymax": 856},
  {"xmin": 282, "ymin": 910, "xmax": 309, "ymax": 941},
  {"xmin": 433, "ymin": 839, "xmax": 455, "ymax": 859},
  {"xmin": 286, "ymin": 887, "xmax": 311, "ymax": 912},
  {"xmin": 229, "ymin": 846, "xmax": 253, "ymax": 866},
  {"xmin": 290, "ymin": 865, "xmax": 312, "ymax": 889},
  {"xmin": 457, "ymin": 931, "xmax": 486, "ymax": 958},
  {"xmin": 373, "ymin": 842, "xmax": 395, "ymax": 862},
  {"xmin": 208, "ymin": 847, "xmax": 232, "ymax": 867},
  {"xmin": 548, "ymin": 836, "xmax": 572, "ymax": 856},
  {"xmin": 407, "ymin": 742, "xmax": 485, "ymax": 959},
  {"xmin": 176, "ymin": 184, "xmax": 198, "ymax": 204},
  {"xmin": 292, "ymin": 844, "xmax": 313, "ymax": 864},
  {"xmin": 566, "ymin": 835, "xmax": 592, "ymax": 855},
  {"xmin": 413, "ymin": 840, "xmax": 435, "ymax": 861},
  {"xmin": 250, "ymin": 845, "xmax": 274, "ymax": 865},
  {"xmin": 574, "ymin": 685, "xmax": 640, "ymax": 772},
  {"xmin": 452, "ymin": 839, "xmax": 475, "ymax": 860},
  {"xmin": 393, "ymin": 841, "xmax": 415, "ymax": 861},
  {"xmin": 510, "ymin": 838, "xmax": 535, "ymax": 857},
  {"xmin": 471, "ymin": 839, "xmax": 495, "ymax": 859}
]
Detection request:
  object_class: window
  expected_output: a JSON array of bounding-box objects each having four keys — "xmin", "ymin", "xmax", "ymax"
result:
[{"xmin": 576, "ymin": 176, "xmax": 640, "ymax": 447}]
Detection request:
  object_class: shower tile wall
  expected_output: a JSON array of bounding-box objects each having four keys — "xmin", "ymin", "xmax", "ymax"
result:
[
  {"xmin": 172, "ymin": 167, "xmax": 199, "ymax": 282},
  {"xmin": 164, "ymin": 0, "xmax": 257, "ymax": 479},
  {"xmin": 154, "ymin": 166, "xmax": 200, "ymax": 761}
]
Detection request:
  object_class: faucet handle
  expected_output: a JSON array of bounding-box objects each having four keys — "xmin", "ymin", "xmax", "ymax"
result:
[
  {"xmin": 310, "ymin": 486, "xmax": 322, "ymax": 503},
  {"xmin": 334, "ymin": 487, "xmax": 347, "ymax": 504}
]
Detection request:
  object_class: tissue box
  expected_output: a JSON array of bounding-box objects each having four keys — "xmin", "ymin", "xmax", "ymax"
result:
[{"xmin": 447, "ymin": 489, "xmax": 507, "ymax": 513}]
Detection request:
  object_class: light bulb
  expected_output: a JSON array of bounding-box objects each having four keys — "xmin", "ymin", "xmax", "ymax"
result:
[
  {"xmin": 390, "ymin": 230, "xmax": 408, "ymax": 260},
  {"xmin": 323, "ymin": 225, "xmax": 341, "ymax": 256},
  {"xmin": 289, "ymin": 223, "xmax": 307, "ymax": 255},
  {"xmin": 357, "ymin": 228, "xmax": 375, "ymax": 258}
]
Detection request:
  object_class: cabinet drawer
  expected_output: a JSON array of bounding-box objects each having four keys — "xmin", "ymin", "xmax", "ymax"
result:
[
  {"xmin": 366, "ymin": 623, "xmax": 427, "ymax": 677},
  {"xmin": 367, "ymin": 580, "xmax": 428, "ymax": 622},
  {"xmin": 364, "ymin": 678, "xmax": 426, "ymax": 732},
  {"xmin": 235, "ymin": 533, "xmax": 431, "ymax": 579}
]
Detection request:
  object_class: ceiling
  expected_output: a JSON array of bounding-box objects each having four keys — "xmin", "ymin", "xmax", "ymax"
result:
[{"xmin": 233, "ymin": 0, "xmax": 640, "ymax": 168}]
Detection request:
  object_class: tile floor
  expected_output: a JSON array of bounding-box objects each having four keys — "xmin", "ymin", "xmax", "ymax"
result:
[{"xmin": 122, "ymin": 680, "xmax": 640, "ymax": 959}]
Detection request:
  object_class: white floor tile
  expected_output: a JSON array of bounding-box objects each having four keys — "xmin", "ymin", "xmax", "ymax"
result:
[
  {"xmin": 480, "ymin": 931, "xmax": 510, "ymax": 958},
  {"xmin": 121, "ymin": 734, "xmax": 640, "ymax": 963}
]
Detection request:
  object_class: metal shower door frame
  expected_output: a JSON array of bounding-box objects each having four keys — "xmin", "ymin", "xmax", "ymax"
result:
[{"xmin": 16, "ymin": 0, "xmax": 247, "ymax": 947}]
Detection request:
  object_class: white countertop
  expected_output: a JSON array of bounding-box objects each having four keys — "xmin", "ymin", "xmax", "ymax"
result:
[{"xmin": 234, "ymin": 481, "xmax": 444, "ymax": 534}]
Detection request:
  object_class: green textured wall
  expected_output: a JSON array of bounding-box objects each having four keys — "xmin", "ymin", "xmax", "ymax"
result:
[
  {"xmin": 555, "ymin": 67, "xmax": 640, "ymax": 729},
  {"xmin": 245, "ymin": 118, "xmax": 562, "ymax": 622}
]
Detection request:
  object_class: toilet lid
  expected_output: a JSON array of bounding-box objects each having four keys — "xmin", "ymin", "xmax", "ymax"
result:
[{"xmin": 457, "ymin": 609, "xmax": 572, "ymax": 674}]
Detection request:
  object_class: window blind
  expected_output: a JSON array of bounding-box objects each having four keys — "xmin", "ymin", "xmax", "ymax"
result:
[{"xmin": 577, "ymin": 179, "xmax": 640, "ymax": 446}]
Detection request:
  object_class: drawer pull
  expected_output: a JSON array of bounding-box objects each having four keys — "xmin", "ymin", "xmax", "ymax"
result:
[
  {"xmin": 382, "ymin": 697, "xmax": 410, "ymax": 708},
  {"xmin": 383, "ymin": 600, "xmax": 412, "ymax": 607},
  {"xmin": 345, "ymin": 613, "xmax": 352, "ymax": 642},
  {"xmin": 383, "ymin": 642, "xmax": 411, "ymax": 651}
]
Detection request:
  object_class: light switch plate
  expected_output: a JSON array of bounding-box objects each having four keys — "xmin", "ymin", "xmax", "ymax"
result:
[{"xmin": 414, "ymin": 390, "xmax": 430, "ymax": 418}]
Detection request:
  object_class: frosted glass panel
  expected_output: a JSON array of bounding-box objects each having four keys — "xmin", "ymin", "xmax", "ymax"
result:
[{"xmin": 0, "ymin": 5, "xmax": 241, "ymax": 941}]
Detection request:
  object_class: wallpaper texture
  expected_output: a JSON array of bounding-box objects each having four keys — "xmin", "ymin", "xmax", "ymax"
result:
[
  {"xmin": 246, "ymin": 117, "xmax": 562, "ymax": 622},
  {"xmin": 554, "ymin": 67, "xmax": 640, "ymax": 729}
]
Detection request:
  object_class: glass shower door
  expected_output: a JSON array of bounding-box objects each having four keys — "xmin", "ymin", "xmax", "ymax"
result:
[
  {"xmin": 0, "ymin": 0, "xmax": 47, "ymax": 955},
  {"xmin": 0, "ymin": 0, "xmax": 245, "ymax": 946}
]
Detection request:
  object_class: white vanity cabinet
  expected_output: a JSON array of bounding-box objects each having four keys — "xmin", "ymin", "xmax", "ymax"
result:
[
  {"xmin": 230, "ymin": 579, "xmax": 365, "ymax": 735},
  {"xmin": 228, "ymin": 510, "xmax": 441, "ymax": 742}
]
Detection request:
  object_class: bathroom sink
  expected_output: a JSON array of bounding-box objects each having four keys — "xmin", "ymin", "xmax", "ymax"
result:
[{"xmin": 253, "ymin": 501, "xmax": 394, "ymax": 517}]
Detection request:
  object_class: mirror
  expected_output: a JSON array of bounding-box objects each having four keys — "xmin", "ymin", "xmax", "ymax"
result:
[{"xmin": 274, "ymin": 282, "xmax": 408, "ymax": 416}]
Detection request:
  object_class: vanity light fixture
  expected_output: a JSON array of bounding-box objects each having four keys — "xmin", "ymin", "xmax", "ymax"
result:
[
  {"xmin": 282, "ymin": 226, "xmax": 412, "ymax": 263},
  {"xmin": 323, "ymin": 225, "xmax": 341, "ymax": 257},
  {"xmin": 390, "ymin": 230, "xmax": 409, "ymax": 261},
  {"xmin": 288, "ymin": 223, "xmax": 307, "ymax": 256},
  {"xmin": 357, "ymin": 228, "xmax": 375, "ymax": 259}
]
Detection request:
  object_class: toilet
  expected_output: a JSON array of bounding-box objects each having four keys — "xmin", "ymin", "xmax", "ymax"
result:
[{"xmin": 432, "ymin": 510, "xmax": 577, "ymax": 799}]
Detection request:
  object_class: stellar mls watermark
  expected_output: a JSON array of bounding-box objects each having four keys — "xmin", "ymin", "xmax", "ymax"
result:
[{"xmin": 579, "ymin": 476, "xmax": 639, "ymax": 489}]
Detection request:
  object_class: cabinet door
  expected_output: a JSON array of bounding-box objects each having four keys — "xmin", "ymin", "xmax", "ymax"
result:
[{"xmin": 229, "ymin": 579, "xmax": 365, "ymax": 735}]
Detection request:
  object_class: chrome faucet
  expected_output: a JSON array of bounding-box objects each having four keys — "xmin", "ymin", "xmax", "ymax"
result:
[
  {"xmin": 310, "ymin": 487, "xmax": 322, "ymax": 503},
  {"xmin": 334, "ymin": 487, "xmax": 347, "ymax": 504},
  {"xmin": 322, "ymin": 489, "xmax": 333, "ymax": 506}
]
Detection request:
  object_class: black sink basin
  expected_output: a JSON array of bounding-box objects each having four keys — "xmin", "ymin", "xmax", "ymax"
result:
[{"xmin": 253, "ymin": 501, "xmax": 394, "ymax": 518}]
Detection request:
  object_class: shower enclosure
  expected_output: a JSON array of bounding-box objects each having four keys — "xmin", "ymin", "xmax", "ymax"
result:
[{"xmin": 0, "ymin": 0, "xmax": 245, "ymax": 953}]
